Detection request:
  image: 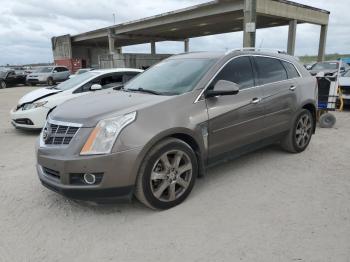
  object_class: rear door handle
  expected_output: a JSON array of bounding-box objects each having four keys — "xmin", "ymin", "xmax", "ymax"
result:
[
  {"xmin": 289, "ymin": 85, "xmax": 296, "ymax": 91},
  {"xmin": 251, "ymin": 97, "xmax": 261, "ymax": 104}
]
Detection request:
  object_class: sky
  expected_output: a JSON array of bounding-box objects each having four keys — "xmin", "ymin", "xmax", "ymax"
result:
[{"xmin": 0, "ymin": 0, "xmax": 349, "ymax": 65}]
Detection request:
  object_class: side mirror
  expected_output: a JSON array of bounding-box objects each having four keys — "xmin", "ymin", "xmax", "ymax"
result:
[
  {"xmin": 53, "ymin": 70, "xmax": 58, "ymax": 73},
  {"xmin": 206, "ymin": 80, "xmax": 240, "ymax": 98},
  {"xmin": 340, "ymin": 67, "xmax": 345, "ymax": 72},
  {"xmin": 90, "ymin": 84, "xmax": 102, "ymax": 91}
]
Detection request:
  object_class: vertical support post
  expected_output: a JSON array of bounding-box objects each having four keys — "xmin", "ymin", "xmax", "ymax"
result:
[
  {"xmin": 184, "ymin": 38, "xmax": 189, "ymax": 53},
  {"xmin": 318, "ymin": 25, "xmax": 328, "ymax": 62},
  {"xmin": 287, "ymin": 20, "xmax": 297, "ymax": 55},
  {"xmin": 151, "ymin": 41, "xmax": 156, "ymax": 55},
  {"xmin": 108, "ymin": 28, "xmax": 115, "ymax": 55},
  {"xmin": 243, "ymin": 0, "xmax": 257, "ymax": 48}
]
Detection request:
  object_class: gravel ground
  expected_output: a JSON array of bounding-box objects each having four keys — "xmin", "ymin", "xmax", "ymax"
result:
[{"xmin": 1, "ymin": 86, "xmax": 350, "ymax": 262}]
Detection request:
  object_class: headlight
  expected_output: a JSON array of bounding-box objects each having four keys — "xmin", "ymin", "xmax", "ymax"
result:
[
  {"xmin": 22, "ymin": 101, "xmax": 48, "ymax": 110},
  {"xmin": 80, "ymin": 112, "xmax": 137, "ymax": 155}
]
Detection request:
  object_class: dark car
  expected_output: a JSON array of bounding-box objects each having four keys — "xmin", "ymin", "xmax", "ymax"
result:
[
  {"xmin": 36, "ymin": 50, "xmax": 317, "ymax": 209},
  {"xmin": 0, "ymin": 70, "xmax": 27, "ymax": 89},
  {"xmin": 308, "ymin": 61, "xmax": 350, "ymax": 76}
]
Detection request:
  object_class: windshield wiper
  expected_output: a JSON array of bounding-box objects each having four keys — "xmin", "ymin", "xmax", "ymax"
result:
[{"xmin": 127, "ymin": 87, "xmax": 162, "ymax": 95}]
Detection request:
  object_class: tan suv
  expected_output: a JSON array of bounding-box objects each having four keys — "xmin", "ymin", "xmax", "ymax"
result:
[{"xmin": 36, "ymin": 50, "xmax": 317, "ymax": 209}]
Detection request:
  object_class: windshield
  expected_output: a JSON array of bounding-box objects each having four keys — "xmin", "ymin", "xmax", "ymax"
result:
[
  {"xmin": 312, "ymin": 62, "xmax": 338, "ymax": 71},
  {"xmin": 0, "ymin": 71, "xmax": 7, "ymax": 78},
  {"xmin": 124, "ymin": 58, "xmax": 216, "ymax": 95},
  {"xmin": 55, "ymin": 71, "xmax": 100, "ymax": 91},
  {"xmin": 37, "ymin": 67, "xmax": 54, "ymax": 73}
]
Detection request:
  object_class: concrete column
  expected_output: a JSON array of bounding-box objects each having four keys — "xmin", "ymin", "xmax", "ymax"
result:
[
  {"xmin": 108, "ymin": 29, "xmax": 115, "ymax": 54},
  {"xmin": 151, "ymin": 41, "xmax": 156, "ymax": 55},
  {"xmin": 287, "ymin": 20, "xmax": 297, "ymax": 55},
  {"xmin": 243, "ymin": 0, "xmax": 257, "ymax": 48},
  {"xmin": 318, "ymin": 25, "xmax": 328, "ymax": 62},
  {"xmin": 184, "ymin": 39, "xmax": 189, "ymax": 53},
  {"xmin": 116, "ymin": 47, "xmax": 122, "ymax": 54}
]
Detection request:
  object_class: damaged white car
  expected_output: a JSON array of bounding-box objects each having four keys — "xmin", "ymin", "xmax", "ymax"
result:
[{"xmin": 10, "ymin": 68, "xmax": 143, "ymax": 130}]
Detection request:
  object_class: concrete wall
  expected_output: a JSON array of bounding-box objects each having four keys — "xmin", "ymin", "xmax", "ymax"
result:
[
  {"xmin": 51, "ymin": 35, "xmax": 72, "ymax": 60},
  {"xmin": 71, "ymin": 45, "xmax": 109, "ymax": 68},
  {"xmin": 110, "ymin": 53, "xmax": 171, "ymax": 69}
]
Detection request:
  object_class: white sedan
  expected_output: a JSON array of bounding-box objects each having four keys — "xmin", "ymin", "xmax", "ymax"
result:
[{"xmin": 11, "ymin": 68, "xmax": 143, "ymax": 130}]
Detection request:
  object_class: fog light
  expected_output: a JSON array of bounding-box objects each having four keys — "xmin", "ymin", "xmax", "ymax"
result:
[{"xmin": 83, "ymin": 173, "xmax": 96, "ymax": 185}]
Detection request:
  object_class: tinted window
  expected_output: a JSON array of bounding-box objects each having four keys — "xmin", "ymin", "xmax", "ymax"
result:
[
  {"xmin": 60, "ymin": 67, "xmax": 68, "ymax": 72},
  {"xmin": 100, "ymin": 73, "xmax": 123, "ymax": 89},
  {"xmin": 254, "ymin": 57, "xmax": 288, "ymax": 85},
  {"xmin": 123, "ymin": 72, "xmax": 140, "ymax": 83},
  {"xmin": 211, "ymin": 56, "xmax": 254, "ymax": 89},
  {"xmin": 282, "ymin": 61, "xmax": 300, "ymax": 79}
]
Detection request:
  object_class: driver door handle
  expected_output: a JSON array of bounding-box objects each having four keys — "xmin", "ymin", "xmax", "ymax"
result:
[
  {"xmin": 251, "ymin": 97, "xmax": 261, "ymax": 104},
  {"xmin": 289, "ymin": 85, "xmax": 296, "ymax": 91}
]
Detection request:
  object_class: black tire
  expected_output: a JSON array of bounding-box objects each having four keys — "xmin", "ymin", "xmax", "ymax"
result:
[
  {"xmin": 281, "ymin": 109, "xmax": 314, "ymax": 153},
  {"xmin": 319, "ymin": 113, "xmax": 336, "ymax": 128},
  {"xmin": 135, "ymin": 138, "xmax": 197, "ymax": 210},
  {"xmin": 47, "ymin": 77, "xmax": 54, "ymax": 86},
  {"xmin": 0, "ymin": 80, "xmax": 7, "ymax": 89},
  {"xmin": 29, "ymin": 83, "xmax": 36, "ymax": 86}
]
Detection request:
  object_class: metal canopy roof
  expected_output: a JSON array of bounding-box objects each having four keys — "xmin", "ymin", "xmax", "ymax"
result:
[{"xmin": 71, "ymin": 0, "xmax": 329, "ymax": 47}]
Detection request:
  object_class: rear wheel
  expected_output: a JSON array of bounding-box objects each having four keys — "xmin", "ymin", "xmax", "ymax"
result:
[
  {"xmin": 281, "ymin": 109, "xmax": 314, "ymax": 153},
  {"xmin": 319, "ymin": 113, "xmax": 336, "ymax": 128},
  {"xmin": 0, "ymin": 80, "xmax": 6, "ymax": 89},
  {"xmin": 29, "ymin": 83, "xmax": 36, "ymax": 86},
  {"xmin": 135, "ymin": 138, "xmax": 197, "ymax": 210}
]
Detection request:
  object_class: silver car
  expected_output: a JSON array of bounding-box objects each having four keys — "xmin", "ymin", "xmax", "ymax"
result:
[
  {"xmin": 27, "ymin": 66, "xmax": 70, "ymax": 86},
  {"xmin": 36, "ymin": 50, "xmax": 317, "ymax": 209}
]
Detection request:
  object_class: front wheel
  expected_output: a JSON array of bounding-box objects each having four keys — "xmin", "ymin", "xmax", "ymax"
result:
[
  {"xmin": 47, "ymin": 77, "xmax": 54, "ymax": 86},
  {"xmin": 0, "ymin": 80, "xmax": 7, "ymax": 89},
  {"xmin": 135, "ymin": 138, "xmax": 197, "ymax": 210},
  {"xmin": 281, "ymin": 109, "xmax": 314, "ymax": 153}
]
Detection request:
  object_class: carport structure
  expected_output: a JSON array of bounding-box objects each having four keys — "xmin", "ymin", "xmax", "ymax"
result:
[{"xmin": 52, "ymin": 0, "xmax": 330, "ymax": 69}]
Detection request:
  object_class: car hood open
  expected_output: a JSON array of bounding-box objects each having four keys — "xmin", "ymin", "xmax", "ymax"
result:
[
  {"xmin": 18, "ymin": 87, "xmax": 61, "ymax": 105},
  {"xmin": 50, "ymin": 90, "xmax": 172, "ymax": 127}
]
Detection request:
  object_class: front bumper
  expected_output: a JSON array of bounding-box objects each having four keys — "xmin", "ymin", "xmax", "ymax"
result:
[
  {"xmin": 36, "ymin": 142, "xmax": 143, "ymax": 202},
  {"xmin": 10, "ymin": 106, "xmax": 49, "ymax": 129},
  {"xmin": 27, "ymin": 78, "xmax": 46, "ymax": 84}
]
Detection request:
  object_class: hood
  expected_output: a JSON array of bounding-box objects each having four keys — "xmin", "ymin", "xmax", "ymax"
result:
[
  {"xmin": 340, "ymin": 77, "xmax": 350, "ymax": 87},
  {"xmin": 51, "ymin": 90, "xmax": 172, "ymax": 127},
  {"xmin": 18, "ymin": 87, "xmax": 61, "ymax": 105}
]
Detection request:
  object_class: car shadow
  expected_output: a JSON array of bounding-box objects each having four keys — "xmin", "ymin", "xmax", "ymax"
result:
[{"xmin": 46, "ymin": 144, "xmax": 285, "ymax": 214}]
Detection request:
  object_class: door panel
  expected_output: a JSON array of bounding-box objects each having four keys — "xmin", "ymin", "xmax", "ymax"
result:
[
  {"xmin": 207, "ymin": 87, "xmax": 265, "ymax": 158},
  {"xmin": 261, "ymin": 80, "xmax": 297, "ymax": 135},
  {"xmin": 252, "ymin": 56, "xmax": 298, "ymax": 137}
]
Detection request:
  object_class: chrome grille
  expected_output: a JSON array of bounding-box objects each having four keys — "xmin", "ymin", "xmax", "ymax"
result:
[{"xmin": 43, "ymin": 120, "xmax": 81, "ymax": 146}]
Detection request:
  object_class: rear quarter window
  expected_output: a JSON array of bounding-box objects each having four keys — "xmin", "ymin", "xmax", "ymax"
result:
[
  {"xmin": 254, "ymin": 57, "xmax": 288, "ymax": 85},
  {"xmin": 282, "ymin": 61, "xmax": 300, "ymax": 79}
]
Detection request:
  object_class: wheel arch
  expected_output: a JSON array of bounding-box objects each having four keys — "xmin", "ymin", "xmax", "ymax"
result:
[
  {"xmin": 301, "ymin": 102, "xmax": 317, "ymax": 133},
  {"xmin": 136, "ymin": 128, "xmax": 206, "ymax": 179}
]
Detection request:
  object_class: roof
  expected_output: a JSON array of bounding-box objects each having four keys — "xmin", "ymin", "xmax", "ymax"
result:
[
  {"xmin": 93, "ymin": 68, "xmax": 144, "ymax": 74},
  {"xmin": 69, "ymin": 0, "xmax": 330, "ymax": 47}
]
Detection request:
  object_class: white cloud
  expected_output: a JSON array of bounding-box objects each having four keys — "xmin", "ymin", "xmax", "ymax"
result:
[{"xmin": 0, "ymin": 0, "xmax": 349, "ymax": 65}]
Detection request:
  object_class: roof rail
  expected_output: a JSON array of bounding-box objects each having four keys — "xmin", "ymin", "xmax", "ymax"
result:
[{"xmin": 226, "ymin": 48, "xmax": 288, "ymax": 55}]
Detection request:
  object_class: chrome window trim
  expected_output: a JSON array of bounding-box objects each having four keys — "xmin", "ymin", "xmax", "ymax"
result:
[{"xmin": 194, "ymin": 54, "xmax": 302, "ymax": 103}]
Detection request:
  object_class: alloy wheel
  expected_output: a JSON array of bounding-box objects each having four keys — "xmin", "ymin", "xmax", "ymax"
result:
[
  {"xmin": 295, "ymin": 114, "xmax": 312, "ymax": 148},
  {"xmin": 150, "ymin": 150, "xmax": 193, "ymax": 202}
]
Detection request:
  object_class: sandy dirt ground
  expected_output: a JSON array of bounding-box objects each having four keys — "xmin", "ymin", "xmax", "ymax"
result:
[{"xmin": 0, "ymin": 86, "xmax": 350, "ymax": 262}]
